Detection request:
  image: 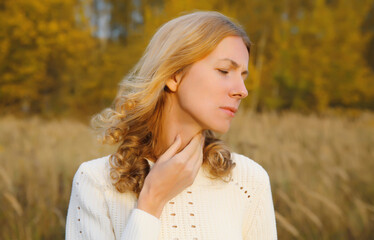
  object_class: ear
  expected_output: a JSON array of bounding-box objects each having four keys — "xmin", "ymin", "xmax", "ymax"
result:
[{"xmin": 165, "ymin": 71, "xmax": 182, "ymax": 92}]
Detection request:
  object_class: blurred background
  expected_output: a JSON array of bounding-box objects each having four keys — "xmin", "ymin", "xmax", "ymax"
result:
[{"xmin": 0, "ymin": 0, "xmax": 373, "ymax": 239}]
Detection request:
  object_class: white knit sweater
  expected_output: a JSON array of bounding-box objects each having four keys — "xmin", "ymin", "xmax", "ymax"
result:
[{"xmin": 65, "ymin": 152, "xmax": 277, "ymax": 240}]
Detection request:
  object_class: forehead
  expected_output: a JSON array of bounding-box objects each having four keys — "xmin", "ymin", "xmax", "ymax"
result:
[{"xmin": 203, "ymin": 36, "xmax": 249, "ymax": 68}]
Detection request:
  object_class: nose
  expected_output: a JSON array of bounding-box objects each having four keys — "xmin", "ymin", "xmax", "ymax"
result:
[{"xmin": 229, "ymin": 78, "xmax": 248, "ymax": 99}]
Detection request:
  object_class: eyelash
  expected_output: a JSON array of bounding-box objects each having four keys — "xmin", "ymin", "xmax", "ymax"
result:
[
  {"xmin": 218, "ymin": 69, "xmax": 229, "ymax": 75},
  {"xmin": 217, "ymin": 69, "xmax": 248, "ymax": 81}
]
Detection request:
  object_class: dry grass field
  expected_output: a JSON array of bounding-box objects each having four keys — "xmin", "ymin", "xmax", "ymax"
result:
[{"xmin": 1, "ymin": 111, "xmax": 373, "ymax": 239}]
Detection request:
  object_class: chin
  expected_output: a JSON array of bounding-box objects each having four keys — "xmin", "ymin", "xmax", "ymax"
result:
[{"xmin": 207, "ymin": 123, "xmax": 230, "ymax": 134}]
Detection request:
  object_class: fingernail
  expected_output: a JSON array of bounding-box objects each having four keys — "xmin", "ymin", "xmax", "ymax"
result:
[{"xmin": 175, "ymin": 134, "xmax": 180, "ymax": 141}]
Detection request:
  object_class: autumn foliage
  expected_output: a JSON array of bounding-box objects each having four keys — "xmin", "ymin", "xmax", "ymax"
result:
[{"xmin": 0, "ymin": 0, "xmax": 373, "ymax": 117}]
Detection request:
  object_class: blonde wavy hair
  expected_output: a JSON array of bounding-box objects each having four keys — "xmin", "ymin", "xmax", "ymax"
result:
[{"xmin": 91, "ymin": 11, "xmax": 251, "ymax": 197}]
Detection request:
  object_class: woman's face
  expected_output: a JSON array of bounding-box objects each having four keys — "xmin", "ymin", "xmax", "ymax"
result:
[{"xmin": 171, "ymin": 36, "xmax": 249, "ymax": 134}]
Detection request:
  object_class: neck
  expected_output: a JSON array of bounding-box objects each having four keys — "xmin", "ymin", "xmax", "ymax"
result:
[{"xmin": 153, "ymin": 93, "xmax": 203, "ymax": 159}]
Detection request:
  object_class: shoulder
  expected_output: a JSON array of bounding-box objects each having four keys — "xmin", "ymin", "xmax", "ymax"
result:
[
  {"xmin": 73, "ymin": 155, "xmax": 113, "ymax": 190},
  {"xmin": 230, "ymin": 152, "xmax": 271, "ymax": 193}
]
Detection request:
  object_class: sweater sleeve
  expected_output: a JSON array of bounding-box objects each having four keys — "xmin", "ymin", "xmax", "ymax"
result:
[
  {"xmin": 244, "ymin": 169, "xmax": 277, "ymax": 240},
  {"xmin": 65, "ymin": 162, "xmax": 161, "ymax": 240}
]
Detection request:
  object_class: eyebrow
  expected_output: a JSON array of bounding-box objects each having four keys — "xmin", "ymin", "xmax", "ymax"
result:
[{"xmin": 218, "ymin": 58, "xmax": 248, "ymax": 75}]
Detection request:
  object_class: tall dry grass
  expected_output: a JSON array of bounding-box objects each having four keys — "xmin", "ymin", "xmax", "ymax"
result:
[
  {"xmin": 0, "ymin": 111, "xmax": 373, "ymax": 239},
  {"xmin": 0, "ymin": 116, "xmax": 115, "ymax": 240},
  {"xmin": 223, "ymin": 110, "xmax": 374, "ymax": 239}
]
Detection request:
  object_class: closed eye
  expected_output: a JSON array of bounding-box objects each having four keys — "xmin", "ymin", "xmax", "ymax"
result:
[{"xmin": 218, "ymin": 69, "xmax": 228, "ymax": 74}]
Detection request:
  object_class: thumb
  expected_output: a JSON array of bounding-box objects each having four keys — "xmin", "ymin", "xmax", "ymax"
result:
[{"xmin": 157, "ymin": 134, "xmax": 182, "ymax": 163}]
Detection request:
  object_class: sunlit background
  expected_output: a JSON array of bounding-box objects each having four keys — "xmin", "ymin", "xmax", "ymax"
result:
[{"xmin": 1, "ymin": 0, "xmax": 374, "ymax": 239}]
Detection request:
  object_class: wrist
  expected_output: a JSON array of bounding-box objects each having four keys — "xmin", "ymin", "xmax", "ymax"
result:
[{"xmin": 137, "ymin": 187, "xmax": 166, "ymax": 219}]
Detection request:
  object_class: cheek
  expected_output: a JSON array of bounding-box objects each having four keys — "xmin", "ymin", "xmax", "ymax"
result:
[
  {"xmin": 178, "ymin": 82, "xmax": 208, "ymax": 111},
  {"xmin": 176, "ymin": 69, "xmax": 233, "ymax": 132},
  {"xmin": 178, "ymin": 71, "xmax": 218, "ymax": 110}
]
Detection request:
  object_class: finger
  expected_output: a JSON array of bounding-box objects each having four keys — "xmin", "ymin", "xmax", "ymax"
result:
[
  {"xmin": 174, "ymin": 133, "xmax": 202, "ymax": 161},
  {"xmin": 184, "ymin": 140, "xmax": 204, "ymax": 181},
  {"xmin": 191, "ymin": 137, "xmax": 204, "ymax": 169},
  {"xmin": 199, "ymin": 135, "xmax": 205, "ymax": 150},
  {"xmin": 194, "ymin": 135, "xmax": 205, "ymax": 161},
  {"xmin": 196, "ymin": 137, "xmax": 205, "ymax": 166},
  {"xmin": 158, "ymin": 134, "xmax": 182, "ymax": 163},
  {"xmin": 180, "ymin": 136, "xmax": 203, "ymax": 172}
]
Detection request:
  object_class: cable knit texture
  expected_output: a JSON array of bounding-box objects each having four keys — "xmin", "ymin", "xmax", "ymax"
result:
[{"xmin": 65, "ymin": 152, "xmax": 277, "ymax": 240}]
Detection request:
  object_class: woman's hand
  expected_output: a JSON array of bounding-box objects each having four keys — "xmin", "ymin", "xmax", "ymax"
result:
[{"xmin": 137, "ymin": 133, "xmax": 204, "ymax": 218}]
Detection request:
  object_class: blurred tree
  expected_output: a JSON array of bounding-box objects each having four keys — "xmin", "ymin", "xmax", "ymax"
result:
[
  {"xmin": 0, "ymin": 0, "xmax": 98, "ymax": 115},
  {"xmin": 362, "ymin": 1, "xmax": 374, "ymax": 72},
  {"xmin": 247, "ymin": 0, "xmax": 374, "ymax": 111},
  {"xmin": 0, "ymin": 0, "xmax": 373, "ymax": 117}
]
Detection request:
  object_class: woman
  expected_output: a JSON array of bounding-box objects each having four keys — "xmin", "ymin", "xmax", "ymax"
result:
[{"xmin": 66, "ymin": 11, "xmax": 277, "ymax": 240}]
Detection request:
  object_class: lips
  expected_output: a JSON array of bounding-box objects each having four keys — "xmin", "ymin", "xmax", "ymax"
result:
[
  {"xmin": 220, "ymin": 106, "xmax": 238, "ymax": 117},
  {"xmin": 220, "ymin": 106, "xmax": 238, "ymax": 114}
]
